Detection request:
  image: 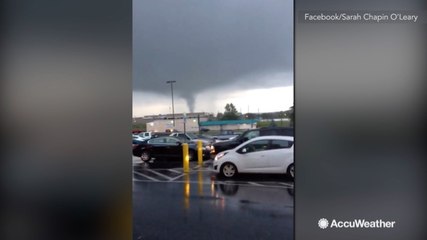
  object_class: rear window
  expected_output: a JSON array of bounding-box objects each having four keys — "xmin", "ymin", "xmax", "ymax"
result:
[{"xmin": 270, "ymin": 140, "xmax": 293, "ymax": 149}]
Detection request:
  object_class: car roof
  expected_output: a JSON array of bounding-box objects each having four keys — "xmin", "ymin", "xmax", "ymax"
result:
[
  {"xmin": 246, "ymin": 136, "xmax": 294, "ymax": 142},
  {"xmin": 146, "ymin": 136, "xmax": 187, "ymax": 144},
  {"xmin": 150, "ymin": 136, "xmax": 181, "ymax": 140}
]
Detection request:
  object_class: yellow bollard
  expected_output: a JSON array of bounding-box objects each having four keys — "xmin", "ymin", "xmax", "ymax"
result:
[
  {"xmin": 197, "ymin": 140, "xmax": 203, "ymax": 167},
  {"xmin": 182, "ymin": 143, "xmax": 190, "ymax": 173}
]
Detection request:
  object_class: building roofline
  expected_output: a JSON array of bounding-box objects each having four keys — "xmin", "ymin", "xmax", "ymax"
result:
[{"xmin": 199, "ymin": 119, "xmax": 258, "ymax": 126}]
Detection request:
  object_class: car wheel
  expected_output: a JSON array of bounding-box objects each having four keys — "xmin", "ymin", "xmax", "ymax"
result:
[
  {"xmin": 287, "ymin": 164, "xmax": 294, "ymax": 179},
  {"xmin": 221, "ymin": 163, "xmax": 238, "ymax": 178},
  {"xmin": 140, "ymin": 151, "xmax": 151, "ymax": 162}
]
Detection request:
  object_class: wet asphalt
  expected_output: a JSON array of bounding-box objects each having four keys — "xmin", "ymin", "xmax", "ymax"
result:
[{"xmin": 133, "ymin": 158, "xmax": 294, "ymax": 240}]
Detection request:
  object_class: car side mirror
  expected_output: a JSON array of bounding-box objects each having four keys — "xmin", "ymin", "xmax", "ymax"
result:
[
  {"xmin": 238, "ymin": 147, "xmax": 248, "ymax": 154},
  {"xmin": 242, "ymin": 137, "xmax": 249, "ymax": 142},
  {"xmin": 176, "ymin": 141, "xmax": 182, "ymax": 146}
]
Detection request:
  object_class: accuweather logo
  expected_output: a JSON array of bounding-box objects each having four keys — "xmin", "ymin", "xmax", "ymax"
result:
[
  {"xmin": 318, "ymin": 218, "xmax": 329, "ymax": 229},
  {"xmin": 318, "ymin": 218, "xmax": 396, "ymax": 229}
]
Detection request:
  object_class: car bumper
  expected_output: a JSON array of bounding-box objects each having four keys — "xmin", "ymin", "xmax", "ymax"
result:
[{"xmin": 213, "ymin": 161, "xmax": 220, "ymax": 173}]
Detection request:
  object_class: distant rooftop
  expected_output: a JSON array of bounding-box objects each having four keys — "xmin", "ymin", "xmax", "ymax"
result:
[
  {"xmin": 142, "ymin": 112, "xmax": 213, "ymax": 119},
  {"xmin": 199, "ymin": 119, "xmax": 258, "ymax": 126}
]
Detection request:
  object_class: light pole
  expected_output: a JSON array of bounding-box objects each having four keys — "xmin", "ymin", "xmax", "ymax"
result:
[
  {"xmin": 183, "ymin": 112, "xmax": 186, "ymax": 134},
  {"xmin": 166, "ymin": 80, "xmax": 176, "ymax": 127}
]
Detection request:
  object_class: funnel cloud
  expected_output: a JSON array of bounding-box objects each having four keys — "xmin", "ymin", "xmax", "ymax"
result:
[{"xmin": 133, "ymin": 0, "xmax": 293, "ymax": 114}]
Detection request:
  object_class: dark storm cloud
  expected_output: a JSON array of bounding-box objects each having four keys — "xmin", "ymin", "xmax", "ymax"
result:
[{"xmin": 133, "ymin": 0, "xmax": 293, "ymax": 112}]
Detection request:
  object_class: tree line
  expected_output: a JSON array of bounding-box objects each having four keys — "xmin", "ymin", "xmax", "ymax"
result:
[{"xmin": 216, "ymin": 103, "xmax": 294, "ymax": 126}]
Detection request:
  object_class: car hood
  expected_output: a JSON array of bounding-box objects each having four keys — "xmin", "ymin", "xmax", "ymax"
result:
[{"xmin": 213, "ymin": 138, "xmax": 238, "ymax": 146}]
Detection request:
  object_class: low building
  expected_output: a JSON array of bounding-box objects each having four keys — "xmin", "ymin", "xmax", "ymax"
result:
[
  {"xmin": 199, "ymin": 119, "xmax": 258, "ymax": 133},
  {"xmin": 145, "ymin": 112, "xmax": 212, "ymax": 132}
]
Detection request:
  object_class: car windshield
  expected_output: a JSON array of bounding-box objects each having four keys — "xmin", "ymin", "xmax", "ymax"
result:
[
  {"xmin": 198, "ymin": 134, "xmax": 213, "ymax": 139},
  {"xmin": 186, "ymin": 133, "xmax": 198, "ymax": 139},
  {"xmin": 230, "ymin": 135, "xmax": 239, "ymax": 140},
  {"xmin": 243, "ymin": 130, "xmax": 260, "ymax": 140}
]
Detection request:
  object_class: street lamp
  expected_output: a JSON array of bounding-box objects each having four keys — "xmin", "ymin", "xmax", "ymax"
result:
[{"xmin": 166, "ymin": 80, "xmax": 176, "ymax": 127}]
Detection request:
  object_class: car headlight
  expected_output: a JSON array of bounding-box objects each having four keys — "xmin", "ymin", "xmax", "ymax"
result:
[{"xmin": 214, "ymin": 151, "xmax": 228, "ymax": 161}]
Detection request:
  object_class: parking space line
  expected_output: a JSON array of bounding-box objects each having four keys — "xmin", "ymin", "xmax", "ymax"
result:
[
  {"xmin": 145, "ymin": 169, "xmax": 173, "ymax": 181},
  {"xmin": 133, "ymin": 179, "xmax": 291, "ymax": 189},
  {"xmin": 277, "ymin": 182, "xmax": 294, "ymax": 187},
  {"xmin": 168, "ymin": 169, "xmax": 182, "ymax": 174},
  {"xmin": 169, "ymin": 174, "xmax": 185, "ymax": 181},
  {"xmin": 247, "ymin": 181, "xmax": 264, "ymax": 186},
  {"xmin": 275, "ymin": 182, "xmax": 294, "ymax": 187},
  {"xmin": 191, "ymin": 169, "xmax": 213, "ymax": 172},
  {"xmin": 133, "ymin": 171, "xmax": 160, "ymax": 182}
]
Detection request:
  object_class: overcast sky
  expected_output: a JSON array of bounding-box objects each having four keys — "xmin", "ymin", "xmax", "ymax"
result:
[{"xmin": 133, "ymin": 0, "xmax": 293, "ymax": 117}]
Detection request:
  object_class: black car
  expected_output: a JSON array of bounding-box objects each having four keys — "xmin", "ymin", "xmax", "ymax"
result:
[
  {"xmin": 169, "ymin": 132, "xmax": 214, "ymax": 145},
  {"xmin": 132, "ymin": 136, "xmax": 212, "ymax": 162},
  {"xmin": 212, "ymin": 132, "xmax": 241, "ymax": 142},
  {"xmin": 212, "ymin": 127, "xmax": 294, "ymax": 154}
]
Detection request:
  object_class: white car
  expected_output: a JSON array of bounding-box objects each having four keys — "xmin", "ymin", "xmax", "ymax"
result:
[
  {"xmin": 138, "ymin": 131, "xmax": 152, "ymax": 140},
  {"xmin": 213, "ymin": 136, "xmax": 294, "ymax": 179},
  {"xmin": 132, "ymin": 134, "xmax": 147, "ymax": 142}
]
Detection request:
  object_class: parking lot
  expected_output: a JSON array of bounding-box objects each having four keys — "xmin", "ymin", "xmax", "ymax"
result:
[
  {"xmin": 134, "ymin": 159, "xmax": 293, "ymax": 187},
  {"xmin": 133, "ymin": 157, "xmax": 294, "ymax": 240}
]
